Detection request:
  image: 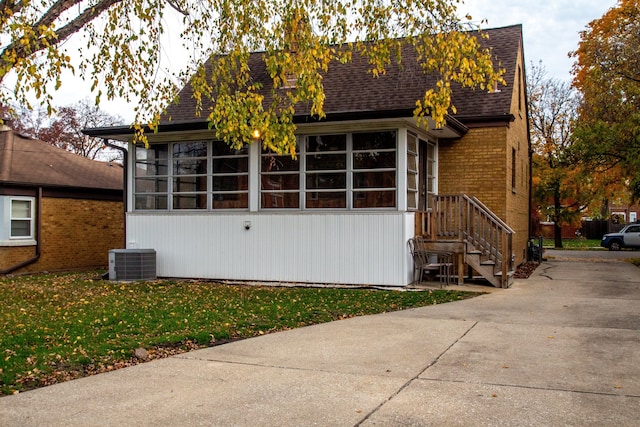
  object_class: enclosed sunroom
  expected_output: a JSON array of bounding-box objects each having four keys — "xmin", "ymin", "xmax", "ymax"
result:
[{"xmin": 85, "ymin": 24, "xmax": 531, "ymax": 288}]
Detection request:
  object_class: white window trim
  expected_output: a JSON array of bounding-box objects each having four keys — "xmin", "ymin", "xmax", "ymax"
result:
[
  {"xmin": 0, "ymin": 196, "xmax": 36, "ymax": 245},
  {"xmin": 133, "ymin": 141, "xmax": 250, "ymax": 211},
  {"xmin": 260, "ymin": 130, "xmax": 398, "ymax": 211}
]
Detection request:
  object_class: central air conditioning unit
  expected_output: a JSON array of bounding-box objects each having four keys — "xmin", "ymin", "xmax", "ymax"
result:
[{"xmin": 108, "ymin": 249, "xmax": 156, "ymax": 281}]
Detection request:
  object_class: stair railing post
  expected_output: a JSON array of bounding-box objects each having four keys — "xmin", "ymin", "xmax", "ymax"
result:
[{"xmin": 501, "ymin": 231, "xmax": 509, "ymax": 288}]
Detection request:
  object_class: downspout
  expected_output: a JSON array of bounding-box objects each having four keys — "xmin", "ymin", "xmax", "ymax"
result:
[
  {"xmin": 0, "ymin": 187, "xmax": 42, "ymax": 275},
  {"xmin": 103, "ymin": 138, "xmax": 128, "ymax": 248}
]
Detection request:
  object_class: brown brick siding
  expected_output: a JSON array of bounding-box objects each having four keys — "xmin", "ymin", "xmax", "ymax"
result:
[
  {"xmin": 505, "ymin": 48, "xmax": 531, "ymax": 265},
  {"xmin": 0, "ymin": 245, "xmax": 37, "ymax": 268},
  {"xmin": 438, "ymin": 47, "xmax": 531, "ymax": 266},
  {"xmin": 0, "ymin": 197, "xmax": 124, "ymax": 274},
  {"xmin": 438, "ymin": 123, "xmax": 530, "ymax": 265},
  {"xmin": 439, "ymin": 126, "xmax": 509, "ymax": 217}
]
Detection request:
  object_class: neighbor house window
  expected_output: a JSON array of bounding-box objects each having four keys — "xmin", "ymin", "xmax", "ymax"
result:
[
  {"xmin": 10, "ymin": 198, "xmax": 34, "ymax": 238},
  {"xmin": 260, "ymin": 130, "xmax": 397, "ymax": 209},
  {"xmin": 134, "ymin": 141, "xmax": 248, "ymax": 210}
]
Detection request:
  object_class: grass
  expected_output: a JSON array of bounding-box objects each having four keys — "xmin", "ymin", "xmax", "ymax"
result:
[
  {"xmin": 542, "ymin": 238, "xmax": 603, "ymax": 249},
  {"xmin": 0, "ymin": 271, "xmax": 476, "ymax": 395}
]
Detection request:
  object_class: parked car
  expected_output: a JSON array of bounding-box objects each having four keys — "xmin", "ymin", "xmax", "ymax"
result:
[{"xmin": 601, "ymin": 224, "xmax": 640, "ymax": 251}]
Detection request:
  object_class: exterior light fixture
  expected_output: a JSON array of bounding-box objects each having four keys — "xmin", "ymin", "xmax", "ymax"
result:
[{"xmin": 251, "ymin": 129, "xmax": 261, "ymax": 140}]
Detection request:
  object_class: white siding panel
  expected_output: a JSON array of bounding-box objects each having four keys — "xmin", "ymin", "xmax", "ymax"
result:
[{"xmin": 127, "ymin": 212, "xmax": 415, "ymax": 286}]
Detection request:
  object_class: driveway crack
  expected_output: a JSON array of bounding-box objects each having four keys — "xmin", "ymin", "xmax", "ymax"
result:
[{"xmin": 354, "ymin": 321, "xmax": 479, "ymax": 426}]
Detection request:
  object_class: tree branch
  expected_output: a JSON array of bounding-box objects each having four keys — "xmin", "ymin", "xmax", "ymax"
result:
[
  {"xmin": 53, "ymin": 0, "xmax": 123, "ymax": 43},
  {"xmin": 166, "ymin": 0, "xmax": 189, "ymax": 16},
  {"xmin": 0, "ymin": 0, "xmax": 124, "ymax": 79},
  {"xmin": 0, "ymin": 0, "xmax": 24, "ymax": 23}
]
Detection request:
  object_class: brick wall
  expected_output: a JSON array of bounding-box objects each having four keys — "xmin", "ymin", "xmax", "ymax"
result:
[
  {"xmin": 438, "ymin": 126, "xmax": 509, "ymax": 217},
  {"xmin": 437, "ymin": 46, "xmax": 531, "ymax": 265},
  {"xmin": 505, "ymin": 48, "xmax": 532, "ymax": 265},
  {"xmin": 0, "ymin": 197, "xmax": 124, "ymax": 274},
  {"xmin": 438, "ymin": 123, "xmax": 530, "ymax": 265}
]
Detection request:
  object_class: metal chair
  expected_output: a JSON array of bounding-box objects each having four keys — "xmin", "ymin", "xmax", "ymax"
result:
[{"xmin": 408, "ymin": 237, "xmax": 448, "ymax": 286}]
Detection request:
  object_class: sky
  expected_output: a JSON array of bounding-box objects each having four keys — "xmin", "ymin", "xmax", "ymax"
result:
[
  {"xmin": 54, "ymin": 0, "xmax": 616, "ymax": 122},
  {"xmin": 460, "ymin": 0, "xmax": 614, "ymax": 81}
]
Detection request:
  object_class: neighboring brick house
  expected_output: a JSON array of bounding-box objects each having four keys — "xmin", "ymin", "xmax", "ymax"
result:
[
  {"xmin": 610, "ymin": 202, "xmax": 640, "ymax": 224},
  {"xmin": 86, "ymin": 24, "xmax": 530, "ymax": 288},
  {"xmin": 0, "ymin": 127, "xmax": 124, "ymax": 275}
]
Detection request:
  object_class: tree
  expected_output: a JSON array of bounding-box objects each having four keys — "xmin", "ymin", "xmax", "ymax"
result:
[
  {"xmin": 1, "ymin": 0, "xmax": 504, "ymax": 154},
  {"xmin": 10, "ymin": 99, "xmax": 125, "ymax": 161},
  {"xmin": 527, "ymin": 62, "xmax": 585, "ymax": 248},
  {"xmin": 571, "ymin": 0, "xmax": 640, "ymax": 200}
]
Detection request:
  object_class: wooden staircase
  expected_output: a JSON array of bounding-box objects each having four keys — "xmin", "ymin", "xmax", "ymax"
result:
[{"xmin": 415, "ymin": 194, "xmax": 515, "ymax": 288}]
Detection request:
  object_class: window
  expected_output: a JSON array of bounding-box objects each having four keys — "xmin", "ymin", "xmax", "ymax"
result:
[
  {"xmin": 352, "ymin": 131, "xmax": 396, "ymax": 208},
  {"xmin": 261, "ymin": 146, "xmax": 301, "ymax": 208},
  {"xmin": 211, "ymin": 143, "xmax": 249, "ymax": 209},
  {"xmin": 425, "ymin": 140, "xmax": 436, "ymax": 208},
  {"xmin": 511, "ymin": 148, "xmax": 517, "ymax": 192},
  {"xmin": 260, "ymin": 131, "xmax": 397, "ymax": 210},
  {"xmin": 10, "ymin": 198, "xmax": 34, "ymax": 238},
  {"xmin": 173, "ymin": 141, "xmax": 208, "ymax": 209},
  {"xmin": 305, "ymin": 134, "xmax": 347, "ymax": 208},
  {"xmin": 135, "ymin": 144, "xmax": 169, "ymax": 210},
  {"xmin": 134, "ymin": 141, "xmax": 248, "ymax": 210},
  {"xmin": 406, "ymin": 134, "xmax": 418, "ymax": 210}
]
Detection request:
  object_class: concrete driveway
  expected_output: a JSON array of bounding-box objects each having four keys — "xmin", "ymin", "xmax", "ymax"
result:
[
  {"xmin": 545, "ymin": 248, "xmax": 640, "ymax": 261},
  {"xmin": 1, "ymin": 254, "xmax": 639, "ymax": 426}
]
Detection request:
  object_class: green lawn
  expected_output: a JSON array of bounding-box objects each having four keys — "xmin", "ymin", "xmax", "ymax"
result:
[
  {"xmin": 0, "ymin": 271, "xmax": 476, "ymax": 395},
  {"xmin": 542, "ymin": 238, "xmax": 603, "ymax": 249}
]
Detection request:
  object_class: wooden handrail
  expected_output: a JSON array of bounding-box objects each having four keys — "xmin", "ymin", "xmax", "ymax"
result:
[
  {"xmin": 418, "ymin": 194, "xmax": 514, "ymax": 286},
  {"xmin": 469, "ymin": 196, "xmax": 515, "ymax": 234}
]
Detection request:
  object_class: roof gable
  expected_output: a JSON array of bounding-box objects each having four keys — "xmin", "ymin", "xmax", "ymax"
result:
[{"xmin": 0, "ymin": 130, "xmax": 123, "ymax": 190}]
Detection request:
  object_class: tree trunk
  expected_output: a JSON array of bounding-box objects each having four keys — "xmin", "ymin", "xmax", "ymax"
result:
[
  {"xmin": 601, "ymin": 198, "xmax": 609, "ymax": 218},
  {"xmin": 553, "ymin": 190, "xmax": 563, "ymax": 249}
]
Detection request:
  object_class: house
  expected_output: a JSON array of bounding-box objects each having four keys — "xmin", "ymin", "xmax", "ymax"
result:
[
  {"xmin": 85, "ymin": 24, "xmax": 531, "ymax": 288},
  {"xmin": 0, "ymin": 125, "xmax": 124, "ymax": 275},
  {"xmin": 610, "ymin": 201, "xmax": 640, "ymax": 224}
]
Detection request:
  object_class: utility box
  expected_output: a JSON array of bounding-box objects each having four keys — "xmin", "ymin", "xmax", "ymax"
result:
[{"xmin": 108, "ymin": 249, "xmax": 156, "ymax": 281}]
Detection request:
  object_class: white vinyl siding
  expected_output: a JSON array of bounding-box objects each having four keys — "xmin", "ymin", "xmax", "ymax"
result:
[{"xmin": 127, "ymin": 211, "xmax": 416, "ymax": 286}]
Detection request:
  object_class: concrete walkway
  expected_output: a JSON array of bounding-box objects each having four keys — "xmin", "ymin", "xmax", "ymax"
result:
[{"xmin": 2, "ymin": 256, "xmax": 639, "ymax": 426}]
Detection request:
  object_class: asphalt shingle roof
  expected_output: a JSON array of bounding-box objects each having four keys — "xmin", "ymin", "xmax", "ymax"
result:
[
  {"xmin": 163, "ymin": 25, "xmax": 522, "ymax": 125},
  {"xmin": 0, "ymin": 130, "xmax": 123, "ymax": 190}
]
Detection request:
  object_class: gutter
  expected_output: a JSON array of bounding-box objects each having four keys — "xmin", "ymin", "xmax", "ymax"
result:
[
  {"xmin": 84, "ymin": 111, "xmax": 471, "ymax": 139},
  {"xmin": 103, "ymin": 139, "xmax": 128, "ymax": 248},
  {"xmin": 0, "ymin": 187, "xmax": 42, "ymax": 275}
]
